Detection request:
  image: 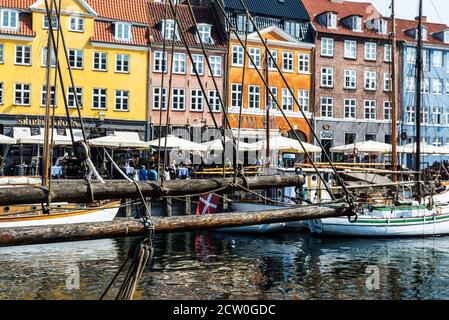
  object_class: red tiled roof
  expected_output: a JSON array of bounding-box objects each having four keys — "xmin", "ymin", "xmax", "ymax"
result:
[
  {"xmin": 396, "ymin": 18, "xmax": 449, "ymax": 46},
  {"xmin": 0, "ymin": 12, "xmax": 35, "ymax": 38},
  {"xmin": 301, "ymin": 0, "xmax": 388, "ymax": 40},
  {"xmin": 86, "ymin": 0, "xmax": 150, "ymax": 24},
  {"xmin": 0, "ymin": 0, "xmax": 34, "ymax": 10},
  {"xmin": 148, "ymin": 2, "xmax": 225, "ymax": 50},
  {"xmin": 91, "ymin": 20, "xmax": 149, "ymax": 46}
]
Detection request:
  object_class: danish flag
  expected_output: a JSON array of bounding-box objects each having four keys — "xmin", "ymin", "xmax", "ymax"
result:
[{"xmin": 196, "ymin": 193, "xmax": 221, "ymax": 215}]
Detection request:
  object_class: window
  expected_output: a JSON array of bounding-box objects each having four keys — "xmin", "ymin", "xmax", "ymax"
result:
[
  {"xmin": 365, "ymin": 42, "xmax": 377, "ymax": 61},
  {"xmin": 364, "ymin": 100, "xmax": 376, "ymax": 120},
  {"xmin": 320, "ymin": 97, "xmax": 333, "ymax": 118},
  {"xmin": 406, "ymin": 77, "xmax": 416, "ymax": 92},
  {"xmin": 267, "ymin": 87, "xmax": 278, "ymax": 109},
  {"xmin": 282, "ymin": 88, "xmax": 293, "ymax": 111},
  {"xmin": 67, "ymin": 87, "xmax": 83, "ymax": 108},
  {"xmin": 116, "ymin": 54, "xmax": 129, "ymax": 73},
  {"xmin": 153, "ymin": 51, "xmax": 167, "ymax": 73},
  {"xmin": 1, "ymin": 9, "xmax": 19, "ymax": 30},
  {"xmin": 196, "ymin": 24, "xmax": 213, "ymax": 44},
  {"xmin": 445, "ymin": 31, "xmax": 449, "ymax": 44},
  {"xmin": 42, "ymin": 47, "xmax": 56, "ymax": 67},
  {"xmin": 446, "ymin": 80, "xmax": 449, "ymax": 95},
  {"xmin": 421, "ymin": 78, "xmax": 430, "ymax": 94},
  {"xmin": 92, "ymin": 88, "xmax": 107, "ymax": 109},
  {"xmin": 345, "ymin": 133, "xmax": 356, "ymax": 145},
  {"xmin": 162, "ymin": 20, "xmax": 179, "ymax": 41},
  {"xmin": 384, "ymin": 44, "xmax": 392, "ymax": 62},
  {"xmin": 191, "ymin": 54, "xmax": 204, "ymax": 75},
  {"xmin": 209, "ymin": 56, "xmax": 222, "ymax": 76},
  {"xmin": 115, "ymin": 22, "xmax": 132, "ymax": 41},
  {"xmin": 384, "ymin": 101, "xmax": 391, "ymax": 120},
  {"xmin": 421, "ymin": 108, "xmax": 429, "ymax": 124},
  {"xmin": 321, "ymin": 67, "xmax": 334, "ymax": 87},
  {"xmin": 298, "ymin": 53, "xmax": 309, "ymax": 73},
  {"xmin": 432, "ymin": 107, "xmax": 442, "ymax": 125},
  {"xmin": 41, "ymin": 85, "xmax": 56, "ymax": 107},
  {"xmin": 172, "ymin": 88, "xmax": 185, "ymax": 110},
  {"xmin": 326, "ymin": 12, "xmax": 337, "ymax": 28},
  {"xmin": 344, "ymin": 99, "xmax": 356, "ymax": 119},
  {"xmin": 190, "ymin": 89, "xmax": 203, "ymax": 111},
  {"xmin": 433, "ymin": 51, "xmax": 443, "ymax": 67},
  {"xmin": 376, "ymin": 19, "xmax": 388, "ymax": 35},
  {"xmin": 344, "ymin": 69, "xmax": 357, "ymax": 89},
  {"xmin": 406, "ymin": 106, "xmax": 415, "ymax": 123},
  {"xmin": 93, "ymin": 52, "xmax": 107, "ymax": 71},
  {"xmin": 173, "ymin": 53, "xmax": 186, "ymax": 74},
  {"xmin": 268, "ymin": 50, "xmax": 278, "ymax": 70},
  {"xmin": 208, "ymin": 90, "xmax": 220, "ymax": 112},
  {"xmin": 433, "ymin": 137, "xmax": 442, "ymax": 146},
  {"xmin": 249, "ymin": 47, "xmax": 261, "ymax": 69},
  {"xmin": 282, "ymin": 51, "xmax": 294, "ymax": 72},
  {"xmin": 14, "ymin": 83, "xmax": 31, "ymax": 106},
  {"xmin": 416, "ymin": 27, "xmax": 428, "ymax": 41},
  {"xmin": 364, "ymin": 71, "xmax": 376, "ymax": 90},
  {"xmin": 384, "ymin": 73, "xmax": 392, "ymax": 91},
  {"xmin": 232, "ymin": 45, "xmax": 244, "ymax": 66},
  {"xmin": 69, "ymin": 17, "xmax": 84, "ymax": 32},
  {"xmin": 423, "ymin": 50, "xmax": 430, "ymax": 71},
  {"xmin": 115, "ymin": 90, "xmax": 129, "ymax": 111},
  {"xmin": 321, "ymin": 38, "xmax": 334, "ymax": 57},
  {"xmin": 248, "ymin": 85, "xmax": 260, "ymax": 109},
  {"xmin": 0, "ymin": 82, "xmax": 3, "ymax": 104},
  {"xmin": 15, "ymin": 45, "xmax": 31, "ymax": 65},
  {"xmin": 344, "ymin": 40, "xmax": 357, "ymax": 59},
  {"xmin": 298, "ymin": 90, "xmax": 309, "ymax": 112},
  {"xmin": 406, "ymin": 47, "xmax": 417, "ymax": 63},
  {"xmin": 231, "ymin": 84, "xmax": 242, "ymax": 108},
  {"xmin": 365, "ymin": 134, "xmax": 376, "ymax": 142},
  {"xmin": 285, "ymin": 21, "xmax": 301, "ymax": 39},
  {"xmin": 153, "ymin": 87, "xmax": 167, "ymax": 110},
  {"xmin": 352, "ymin": 16, "xmax": 362, "ymax": 32},
  {"xmin": 236, "ymin": 14, "xmax": 253, "ymax": 33},
  {"xmin": 433, "ymin": 79, "xmax": 443, "ymax": 95},
  {"xmin": 43, "ymin": 15, "xmax": 58, "ymax": 29},
  {"xmin": 0, "ymin": 44, "xmax": 3, "ymax": 63},
  {"xmin": 68, "ymin": 49, "xmax": 83, "ymax": 69}
]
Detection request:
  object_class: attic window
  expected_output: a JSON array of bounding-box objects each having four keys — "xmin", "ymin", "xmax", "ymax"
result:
[
  {"xmin": 444, "ymin": 31, "xmax": 449, "ymax": 44},
  {"xmin": 352, "ymin": 16, "xmax": 361, "ymax": 32},
  {"xmin": 0, "ymin": 9, "xmax": 19, "ymax": 31},
  {"xmin": 161, "ymin": 19, "xmax": 180, "ymax": 41},
  {"xmin": 376, "ymin": 19, "xmax": 388, "ymax": 35},
  {"xmin": 196, "ymin": 24, "xmax": 213, "ymax": 44},
  {"xmin": 114, "ymin": 22, "xmax": 132, "ymax": 41},
  {"xmin": 327, "ymin": 12, "xmax": 337, "ymax": 28},
  {"xmin": 415, "ymin": 26, "xmax": 428, "ymax": 41}
]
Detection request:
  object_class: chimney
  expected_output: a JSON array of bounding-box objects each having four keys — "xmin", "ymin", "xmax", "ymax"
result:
[{"xmin": 415, "ymin": 16, "xmax": 427, "ymax": 22}]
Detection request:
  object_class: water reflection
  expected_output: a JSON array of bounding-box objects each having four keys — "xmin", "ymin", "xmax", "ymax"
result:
[{"xmin": 1, "ymin": 233, "xmax": 449, "ymax": 300}]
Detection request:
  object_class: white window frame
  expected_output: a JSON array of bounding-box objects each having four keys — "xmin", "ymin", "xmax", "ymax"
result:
[
  {"xmin": 115, "ymin": 90, "xmax": 129, "ymax": 111},
  {"xmin": 208, "ymin": 90, "xmax": 220, "ymax": 112},
  {"xmin": 15, "ymin": 45, "xmax": 31, "ymax": 66},
  {"xmin": 344, "ymin": 40, "xmax": 357, "ymax": 59},
  {"xmin": 232, "ymin": 45, "xmax": 244, "ymax": 67},
  {"xmin": 153, "ymin": 87, "xmax": 167, "ymax": 110},
  {"xmin": 365, "ymin": 42, "xmax": 377, "ymax": 61},
  {"xmin": 153, "ymin": 51, "xmax": 167, "ymax": 73},
  {"xmin": 42, "ymin": 47, "xmax": 56, "ymax": 67},
  {"xmin": 69, "ymin": 17, "xmax": 84, "ymax": 32},
  {"xmin": 298, "ymin": 53, "xmax": 310, "ymax": 73},
  {"xmin": 0, "ymin": 9, "xmax": 19, "ymax": 31},
  {"xmin": 321, "ymin": 38, "xmax": 334, "ymax": 57},
  {"xmin": 248, "ymin": 85, "xmax": 260, "ymax": 109},
  {"xmin": 249, "ymin": 47, "xmax": 262, "ymax": 69},
  {"xmin": 93, "ymin": 51, "xmax": 108, "ymax": 71},
  {"xmin": 406, "ymin": 77, "xmax": 416, "ymax": 92},
  {"xmin": 67, "ymin": 87, "xmax": 83, "ymax": 108},
  {"xmin": 230, "ymin": 83, "xmax": 242, "ymax": 109},
  {"xmin": 383, "ymin": 101, "xmax": 392, "ymax": 120},
  {"xmin": 364, "ymin": 71, "xmax": 377, "ymax": 91},
  {"xmin": 433, "ymin": 79, "xmax": 443, "ymax": 95},
  {"xmin": 161, "ymin": 20, "xmax": 179, "ymax": 41},
  {"xmin": 190, "ymin": 89, "xmax": 204, "ymax": 112},
  {"xmin": 282, "ymin": 88, "xmax": 293, "ymax": 111},
  {"xmin": 268, "ymin": 50, "xmax": 278, "ymax": 70},
  {"xmin": 433, "ymin": 51, "xmax": 443, "ymax": 67},
  {"xmin": 114, "ymin": 22, "xmax": 132, "ymax": 41},
  {"xmin": 384, "ymin": 73, "xmax": 392, "ymax": 92},
  {"xmin": 172, "ymin": 88, "xmax": 186, "ymax": 111},
  {"xmin": 191, "ymin": 54, "xmax": 204, "ymax": 75},
  {"xmin": 115, "ymin": 54, "xmax": 130, "ymax": 73},
  {"xmin": 320, "ymin": 97, "xmax": 333, "ymax": 118},
  {"xmin": 196, "ymin": 23, "xmax": 213, "ymax": 44},
  {"xmin": 14, "ymin": 83, "xmax": 31, "ymax": 106},
  {"xmin": 92, "ymin": 88, "xmax": 107, "ymax": 110},
  {"xmin": 209, "ymin": 55, "xmax": 222, "ymax": 77},
  {"xmin": 321, "ymin": 67, "xmax": 334, "ymax": 88},
  {"xmin": 384, "ymin": 44, "xmax": 392, "ymax": 62},
  {"xmin": 327, "ymin": 12, "xmax": 337, "ymax": 28},
  {"xmin": 267, "ymin": 87, "xmax": 278, "ymax": 110},
  {"xmin": 344, "ymin": 69, "xmax": 357, "ymax": 89},
  {"xmin": 43, "ymin": 15, "xmax": 58, "ymax": 30},
  {"xmin": 0, "ymin": 43, "xmax": 4, "ymax": 64},
  {"xmin": 68, "ymin": 49, "xmax": 83, "ymax": 69},
  {"xmin": 344, "ymin": 99, "xmax": 356, "ymax": 119},
  {"xmin": 173, "ymin": 52, "xmax": 186, "ymax": 74},
  {"xmin": 40, "ymin": 85, "xmax": 57, "ymax": 107},
  {"xmin": 282, "ymin": 51, "xmax": 294, "ymax": 72},
  {"xmin": 364, "ymin": 100, "xmax": 376, "ymax": 120},
  {"xmin": 298, "ymin": 89, "xmax": 309, "ymax": 112}
]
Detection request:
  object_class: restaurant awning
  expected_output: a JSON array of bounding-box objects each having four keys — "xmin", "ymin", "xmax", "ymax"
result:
[
  {"xmin": 149, "ymin": 135, "xmax": 207, "ymax": 151},
  {"xmin": 398, "ymin": 142, "xmax": 447, "ymax": 154},
  {"xmin": 13, "ymin": 128, "xmax": 83, "ymax": 146},
  {"xmin": 252, "ymin": 136, "xmax": 321, "ymax": 153},
  {"xmin": 330, "ymin": 140, "xmax": 392, "ymax": 154},
  {"xmin": 0, "ymin": 134, "xmax": 16, "ymax": 145},
  {"xmin": 88, "ymin": 132, "xmax": 150, "ymax": 149},
  {"xmin": 202, "ymin": 137, "xmax": 259, "ymax": 151}
]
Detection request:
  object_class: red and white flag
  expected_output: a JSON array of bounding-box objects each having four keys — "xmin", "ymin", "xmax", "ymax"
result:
[{"xmin": 196, "ymin": 193, "xmax": 221, "ymax": 215}]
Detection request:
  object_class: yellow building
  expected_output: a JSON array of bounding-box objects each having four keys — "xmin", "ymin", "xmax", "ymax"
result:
[
  {"xmin": 227, "ymin": 26, "xmax": 315, "ymax": 142},
  {"xmin": 0, "ymin": 0, "xmax": 150, "ymax": 138}
]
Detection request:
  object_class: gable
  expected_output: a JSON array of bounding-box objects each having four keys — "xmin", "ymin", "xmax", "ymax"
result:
[
  {"xmin": 247, "ymin": 26, "xmax": 303, "ymax": 45},
  {"xmin": 30, "ymin": 0, "xmax": 97, "ymax": 16}
]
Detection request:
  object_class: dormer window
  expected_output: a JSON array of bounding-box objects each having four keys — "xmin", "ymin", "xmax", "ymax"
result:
[
  {"xmin": 161, "ymin": 19, "xmax": 180, "ymax": 41},
  {"xmin": 196, "ymin": 24, "xmax": 213, "ymax": 44},
  {"xmin": 416, "ymin": 26, "xmax": 428, "ymax": 41},
  {"xmin": 352, "ymin": 16, "xmax": 362, "ymax": 32},
  {"xmin": 0, "ymin": 9, "xmax": 19, "ymax": 31},
  {"xmin": 327, "ymin": 12, "xmax": 337, "ymax": 28},
  {"xmin": 444, "ymin": 31, "xmax": 449, "ymax": 44},
  {"xmin": 114, "ymin": 22, "xmax": 132, "ymax": 41},
  {"xmin": 373, "ymin": 19, "xmax": 388, "ymax": 35},
  {"xmin": 43, "ymin": 15, "xmax": 59, "ymax": 29}
]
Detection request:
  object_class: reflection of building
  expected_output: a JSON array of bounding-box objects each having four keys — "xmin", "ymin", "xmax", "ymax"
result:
[
  {"xmin": 0, "ymin": 0, "xmax": 150, "ymax": 139},
  {"xmin": 147, "ymin": 1, "xmax": 226, "ymax": 141},
  {"xmin": 218, "ymin": 0, "xmax": 314, "ymax": 141},
  {"xmin": 302, "ymin": 0, "xmax": 394, "ymax": 160},
  {"xmin": 397, "ymin": 17, "xmax": 449, "ymax": 168}
]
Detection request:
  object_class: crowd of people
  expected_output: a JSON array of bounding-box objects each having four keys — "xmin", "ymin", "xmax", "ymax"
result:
[{"xmin": 121, "ymin": 158, "xmax": 192, "ymax": 182}]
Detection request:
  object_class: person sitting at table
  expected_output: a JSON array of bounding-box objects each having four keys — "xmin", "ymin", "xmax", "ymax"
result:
[
  {"xmin": 139, "ymin": 165, "xmax": 148, "ymax": 181},
  {"xmin": 177, "ymin": 163, "xmax": 189, "ymax": 180},
  {"xmin": 148, "ymin": 166, "xmax": 158, "ymax": 181}
]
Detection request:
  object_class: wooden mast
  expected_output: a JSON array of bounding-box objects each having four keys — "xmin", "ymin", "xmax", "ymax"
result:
[
  {"xmin": 415, "ymin": 0, "xmax": 423, "ymax": 192},
  {"xmin": 390, "ymin": 0, "xmax": 398, "ymax": 182},
  {"xmin": 264, "ymin": 39, "xmax": 270, "ymax": 166}
]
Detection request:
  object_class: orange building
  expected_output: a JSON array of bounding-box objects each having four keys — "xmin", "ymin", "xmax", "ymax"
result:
[{"xmin": 227, "ymin": 26, "xmax": 315, "ymax": 142}]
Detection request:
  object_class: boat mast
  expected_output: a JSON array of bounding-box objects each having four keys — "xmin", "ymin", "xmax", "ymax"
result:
[
  {"xmin": 264, "ymin": 39, "xmax": 270, "ymax": 166},
  {"xmin": 390, "ymin": 0, "xmax": 398, "ymax": 182},
  {"xmin": 415, "ymin": 0, "xmax": 423, "ymax": 191},
  {"xmin": 42, "ymin": 0, "xmax": 54, "ymax": 187}
]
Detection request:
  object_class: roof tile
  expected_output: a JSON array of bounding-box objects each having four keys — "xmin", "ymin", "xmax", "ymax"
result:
[{"xmin": 396, "ymin": 18, "xmax": 449, "ymax": 46}]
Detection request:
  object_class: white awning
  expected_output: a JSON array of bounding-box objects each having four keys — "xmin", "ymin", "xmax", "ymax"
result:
[
  {"xmin": 398, "ymin": 142, "xmax": 447, "ymax": 154},
  {"xmin": 202, "ymin": 137, "xmax": 259, "ymax": 151},
  {"xmin": 88, "ymin": 131, "xmax": 150, "ymax": 149},
  {"xmin": 0, "ymin": 134, "xmax": 16, "ymax": 145},
  {"xmin": 14, "ymin": 127, "xmax": 83, "ymax": 146},
  {"xmin": 330, "ymin": 140, "xmax": 392, "ymax": 154},
  {"xmin": 252, "ymin": 136, "xmax": 321, "ymax": 153},
  {"xmin": 149, "ymin": 135, "xmax": 207, "ymax": 151}
]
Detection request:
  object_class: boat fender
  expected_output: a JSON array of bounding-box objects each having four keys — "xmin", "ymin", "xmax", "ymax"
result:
[
  {"xmin": 295, "ymin": 167, "xmax": 303, "ymax": 175},
  {"xmin": 348, "ymin": 213, "xmax": 358, "ymax": 223}
]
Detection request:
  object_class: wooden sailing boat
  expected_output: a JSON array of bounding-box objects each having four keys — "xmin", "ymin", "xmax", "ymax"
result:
[
  {"xmin": 307, "ymin": 0, "xmax": 449, "ymax": 237},
  {"xmin": 0, "ymin": 2, "xmax": 119, "ymax": 228}
]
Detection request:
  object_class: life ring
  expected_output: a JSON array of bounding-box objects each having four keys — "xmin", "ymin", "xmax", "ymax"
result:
[
  {"xmin": 348, "ymin": 213, "xmax": 358, "ymax": 223},
  {"xmin": 295, "ymin": 167, "xmax": 303, "ymax": 175}
]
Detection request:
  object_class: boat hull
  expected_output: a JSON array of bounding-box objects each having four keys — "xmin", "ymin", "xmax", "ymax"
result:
[{"xmin": 218, "ymin": 223, "xmax": 286, "ymax": 234}]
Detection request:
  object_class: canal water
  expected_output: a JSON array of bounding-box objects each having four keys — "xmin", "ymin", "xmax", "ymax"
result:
[{"xmin": 1, "ymin": 231, "xmax": 449, "ymax": 300}]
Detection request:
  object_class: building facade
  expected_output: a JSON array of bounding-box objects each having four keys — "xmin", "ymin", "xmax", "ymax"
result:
[
  {"xmin": 397, "ymin": 17, "xmax": 449, "ymax": 168},
  {"xmin": 215, "ymin": 0, "xmax": 314, "ymax": 141},
  {"xmin": 302, "ymin": 0, "xmax": 395, "ymax": 161},
  {"xmin": 147, "ymin": 1, "xmax": 226, "ymax": 142}
]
